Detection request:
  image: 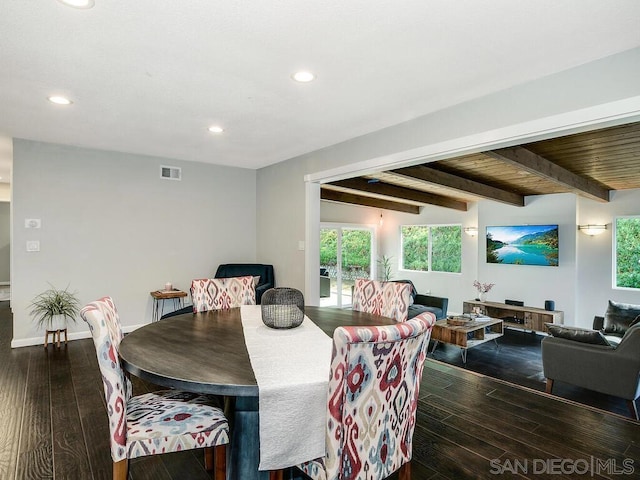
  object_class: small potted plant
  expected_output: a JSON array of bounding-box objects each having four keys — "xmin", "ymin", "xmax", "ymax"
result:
[
  {"xmin": 473, "ymin": 280, "xmax": 495, "ymax": 302},
  {"xmin": 29, "ymin": 284, "xmax": 80, "ymax": 332},
  {"xmin": 377, "ymin": 255, "xmax": 393, "ymax": 282}
]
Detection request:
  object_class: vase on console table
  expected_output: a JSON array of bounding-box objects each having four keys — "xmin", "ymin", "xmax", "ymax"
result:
[{"xmin": 479, "ymin": 292, "xmax": 487, "ymax": 302}]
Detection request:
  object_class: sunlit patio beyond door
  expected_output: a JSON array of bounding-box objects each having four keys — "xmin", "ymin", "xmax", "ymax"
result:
[{"xmin": 320, "ymin": 225, "xmax": 374, "ymax": 308}]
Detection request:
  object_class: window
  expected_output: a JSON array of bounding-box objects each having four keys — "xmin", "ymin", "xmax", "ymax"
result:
[
  {"xmin": 614, "ymin": 216, "xmax": 640, "ymax": 290},
  {"xmin": 401, "ymin": 224, "xmax": 461, "ymax": 273}
]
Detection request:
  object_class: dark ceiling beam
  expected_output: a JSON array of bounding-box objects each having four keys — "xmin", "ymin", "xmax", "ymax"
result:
[
  {"xmin": 329, "ymin": 177, "xmax": 468, "ymax": 211},
  {"xmin": 391, "ymin": 165, "xmax": 525, "ymax": 207},
  {"xmin": 320, "ymin": 188, "xmax": 420, "ymax": 214},
  {"xmin": 484, "ymin": 146, "xmax": 610, "ymax": 202}
]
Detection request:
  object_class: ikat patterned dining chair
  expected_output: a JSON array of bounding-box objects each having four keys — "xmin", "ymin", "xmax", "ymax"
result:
[
  {"xmin": 81, "ymin": 296, "xmax": 229, "ymax": 480},
  {"xmin": 191, "ymin": 275, "xmax": 256, "ymax": 312},
  {"xmin": 352, "ymin": 278, "xmax": 412, "ymax": 322},
  {"xmin": 269, "ymin": 311, "xmax": 436, "ymax": 480}
]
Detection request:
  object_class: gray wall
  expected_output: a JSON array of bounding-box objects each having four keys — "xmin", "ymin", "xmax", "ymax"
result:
[
  {"xmin": 575, "ymin": 189, "xmax": 640, "ymax": 323},
  {"xmin": 0, "ymin": 201, "xmax": 9, "ymax": 282},
  {"xmin": 9, "ymin": 47, "xmax": 640, "ymax": 345},
  {"xmin": 12, "ymin": 140, "xmax": 256, "ymax": 345},
  {"xmin": 478, "ymin": 194, "xmax": 578, "ymax": 325},
  {"xmin": 257, "ymin": 47, "xmax": 640, "ymax": 297}
]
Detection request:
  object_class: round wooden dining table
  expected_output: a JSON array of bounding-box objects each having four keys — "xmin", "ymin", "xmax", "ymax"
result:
[{"xmin": 119, "ymin": 306, "xmax": 395, "ymax": 480}]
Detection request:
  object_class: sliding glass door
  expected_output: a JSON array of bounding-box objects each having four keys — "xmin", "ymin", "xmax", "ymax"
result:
[{"xmin": 320, "ymin": 224, "xmax": 375, "ymax": 307}]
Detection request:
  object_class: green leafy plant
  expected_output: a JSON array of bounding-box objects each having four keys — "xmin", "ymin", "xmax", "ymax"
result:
[
  {"xmin": 29, "ymin": 285, "xmax": 80, "ymax": 329},
  {"xmin": 377, "ymin": 255, "xmax": 393, "ymax": 281}
]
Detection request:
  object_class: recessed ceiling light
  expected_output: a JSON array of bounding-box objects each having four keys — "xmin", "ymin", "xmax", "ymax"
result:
[
  {"xmin": 57, "ymin": 0, "xmax": 95, "ymax": 8},
  {"xmin": 48, "ymin": 96, "xmax": 73, "ymax": 105},
  {"xmin": 292, "ymin": 71, "xmax": 315, "ymax": 83},
  {"xmin": 208, "ymin": 126, "xmax": 224, "ymax": 134}
]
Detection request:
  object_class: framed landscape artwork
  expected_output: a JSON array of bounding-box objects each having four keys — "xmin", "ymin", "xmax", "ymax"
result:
[{"xmin": 486, "ymin": 225, "xmax": 559, "ymax": 266}]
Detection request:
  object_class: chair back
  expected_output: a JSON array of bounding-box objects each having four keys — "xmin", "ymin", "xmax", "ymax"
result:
[
  {"xmin": 352, "ymin": 278, "xmax": 411, "ymax": 322},
  {"xmin": 321, "ymin": 312, "xmax": 436, "ymax": 479},
  {"xmin": 214, "ymin": 263, "xmax": 275, "ymax": 304},
  {"xmin": 80, "ymin": 296, "xmax": 132, "ymax": 462},
  {"xmin": 616, "ymin": 323, "xmax": 640, "ymax": 356},
  {"xmin": 191, "ymin": 276, "xmax": 256, "ymax": 312}
]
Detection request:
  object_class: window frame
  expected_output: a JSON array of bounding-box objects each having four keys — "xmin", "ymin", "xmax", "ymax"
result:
[
  {"xmin": 320, "ymin": 222, "xmax": 377, "ymax": 307},
  {"xmin": 612, "ymin": 215, "xmax": 640, "ymax": 291},
  {"xmin": 400, "ymin": 223, "xmax": 462, "ymax": 274}
]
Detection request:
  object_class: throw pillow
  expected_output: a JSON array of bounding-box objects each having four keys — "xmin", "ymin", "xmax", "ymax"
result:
[
  {"xmin": 603, "ymin": 300, "xmax": 640, "ymax": 335},
  {"xmin": 252, "ymin": 275, "xmax": 261, "ymax": 287},
  {"xmin": 546, "ymin": 324, "xmax": 611, "ymax": 346}
]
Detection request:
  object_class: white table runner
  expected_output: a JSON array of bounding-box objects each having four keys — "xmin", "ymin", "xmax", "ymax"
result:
[{"xmin": 240, "ymin": 305, "xmax": 333, "ymax": 470}]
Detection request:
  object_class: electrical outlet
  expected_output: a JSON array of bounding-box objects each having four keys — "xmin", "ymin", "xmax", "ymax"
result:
[
  {"xmin": 26, "ymin": 240, "xmax": 40, "ymax": 252},
  {"xmin": 25, "ymin": 218, "xmax": 41, "ymax": 229}
]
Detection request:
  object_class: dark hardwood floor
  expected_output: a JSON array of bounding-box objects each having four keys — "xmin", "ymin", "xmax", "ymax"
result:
[
  {"xmin": 1, "ymin": 302, "xmax": 638, "ymax": 479},
  {"xmin": 429, "ymin": 327, "xmax": 633, "ymax": 418}
]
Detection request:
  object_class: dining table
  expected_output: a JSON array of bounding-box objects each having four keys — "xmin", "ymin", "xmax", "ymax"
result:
[{"xmin": 118, "ymin": 305, "xmax": 396, "ymax": 480}]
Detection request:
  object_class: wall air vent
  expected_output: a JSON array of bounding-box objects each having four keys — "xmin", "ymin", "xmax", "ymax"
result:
[{"xmin": 160, "ymin": 165, "xmax": 181, "ymax": 181}]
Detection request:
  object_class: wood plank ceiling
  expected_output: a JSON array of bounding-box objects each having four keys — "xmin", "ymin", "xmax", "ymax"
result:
[{"xmin": 321, "ymin": 121, "xmax": 640, "ymax": 213}]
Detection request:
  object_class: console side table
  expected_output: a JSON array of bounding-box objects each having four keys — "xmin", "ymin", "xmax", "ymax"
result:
[
  {"xmin": 150, "ymin": 289, "xmax": 188, "ymax": 322},
  {"xmin": 463, "ymin": 300, "xmax": 563, "ymax": 332}
]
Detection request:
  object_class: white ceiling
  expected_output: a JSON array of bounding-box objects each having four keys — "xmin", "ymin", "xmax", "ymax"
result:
[{"xmin": 1, "ymin": 1, "xmax": 640, "ymax": 181}]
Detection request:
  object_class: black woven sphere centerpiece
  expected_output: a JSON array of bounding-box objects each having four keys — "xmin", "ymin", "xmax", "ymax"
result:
[{"xmin": 261, "ymin": 287, "xmax": 305, "ymax": 329}]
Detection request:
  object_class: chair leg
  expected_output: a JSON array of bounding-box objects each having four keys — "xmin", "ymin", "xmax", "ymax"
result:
[
  {"xmin": 545, "ymin": 378, "xmax": 554, "ymax": 394},
  {"xmin": 204, "ymin": 446, "xmax": 214, "ymax": 470},
  {"xmin": 214, "ymin": 445, "xmax": 226, "ymax": 480},
  {"xmin": 399, "ymin": 461, "xmax": 411, "ymax": 480},
  {"xmin": 269, "ymin": 470, "xmax": 284, "ymax": 480},
  {"xmin": 627, "ymin": 399, "xmax": 639, "ymax": 421},
  {"xmin": 113, "ymin": 459, "xmax": 128, "ymax": 480}
]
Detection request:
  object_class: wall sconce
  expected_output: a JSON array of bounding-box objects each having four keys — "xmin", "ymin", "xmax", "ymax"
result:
[
  {"xmin": 464, "ymin": 227, "xmax": 478, "ymax": 237},
  {"xmin": 578, "ymin": 224, "xmax": 607, "ymax": 236}
]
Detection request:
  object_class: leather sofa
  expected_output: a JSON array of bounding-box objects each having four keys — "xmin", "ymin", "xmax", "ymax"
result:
[
  {"xmin": 592, "ymin": 299, "xmax": 640, "ymax": 345},
  {"xmin": 541, "ymin": 300, "xmax": 640, "ymax": 419},
  {"xmin": 392, "ymin": 280, "xmax": 448, "ymax": 320}
]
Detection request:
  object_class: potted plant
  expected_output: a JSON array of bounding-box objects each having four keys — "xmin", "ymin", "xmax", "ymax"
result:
[
  {"xmin": 473, "ymin": 280, "xmax": 495, "ymax": 302},
  {"xmin": 29, "ymin": 284, "xmax": 80, "ymax": 331},
  {"xmin": 377, "ymin": 255, "xmax": 393, "ymax": 282}
]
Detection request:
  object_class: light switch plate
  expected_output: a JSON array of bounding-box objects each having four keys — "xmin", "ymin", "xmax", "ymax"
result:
[
  {"xmin": 25, "ymin": 218, "xmax": 41, "ymax": 229},
  {"xmin": 26, "ymin": 240, "xmax": 40, "ymax": 252},
  {"xmin": 298, "ymin": 240, "xmax": 305, "ymax": 251}
]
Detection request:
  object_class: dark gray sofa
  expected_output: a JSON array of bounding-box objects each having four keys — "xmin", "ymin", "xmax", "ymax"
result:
[
  {"xmin": 542, "ymin": 323, "xmax": 640, "ymax": 420},
  {"xmin": 393, "ymin": 280, "xmax": 448, "ymax": 320},
  {"xmin": 592, "ymin": 300, "xmax": 640, "ymax": 345},
  {"xmin": 541, "ymin": 300, "xmax": 640, "ymax": 419}
]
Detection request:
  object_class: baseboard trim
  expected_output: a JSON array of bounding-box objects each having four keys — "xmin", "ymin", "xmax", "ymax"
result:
[{"xmin": 10, "ymin": 322, "xmax": 147, "ymax": 348}]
